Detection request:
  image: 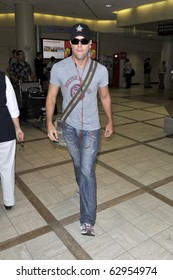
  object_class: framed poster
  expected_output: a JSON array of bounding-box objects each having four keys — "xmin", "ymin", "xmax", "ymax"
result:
[{"xmin": 42, "ymin": 38, "xmax": 97, "ymax": 60}]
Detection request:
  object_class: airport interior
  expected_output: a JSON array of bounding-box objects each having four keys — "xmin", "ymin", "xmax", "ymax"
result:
[{"xmin": 1, "ymin": 0, "xmax": 173, "ymax": 260}]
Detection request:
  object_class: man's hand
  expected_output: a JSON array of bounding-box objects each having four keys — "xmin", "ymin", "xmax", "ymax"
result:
[
  {"xmin": 104, "ymin": 122, "xmax": 113, "ymax": 137},
  {"xmin": 47, "ymin": 122, "xmax": 59, "ymax": 142}
]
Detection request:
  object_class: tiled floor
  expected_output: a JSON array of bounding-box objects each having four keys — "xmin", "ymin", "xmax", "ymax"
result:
[{"xmin": 1, "ymin": 85, "xmax": 173, "ymax": 260}]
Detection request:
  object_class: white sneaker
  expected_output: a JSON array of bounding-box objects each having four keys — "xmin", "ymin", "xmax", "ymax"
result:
[{"xmin": 80, "ymin": 223, "xmax": 95, "ymax": 236}]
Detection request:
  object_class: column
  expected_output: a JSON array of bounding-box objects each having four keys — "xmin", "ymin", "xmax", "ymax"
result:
[
  {"xmin": 15, "ymin": 3, "xmax": 36, "ymax": 73},
  {"xmin": 161, "ymin": 37, "xmax": 173, "ymax": 89}
]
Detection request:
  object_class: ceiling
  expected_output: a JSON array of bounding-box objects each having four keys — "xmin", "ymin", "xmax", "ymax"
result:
[{"xmin": 0, "ymin": 0, "xmax": 170, "ymax": 32}]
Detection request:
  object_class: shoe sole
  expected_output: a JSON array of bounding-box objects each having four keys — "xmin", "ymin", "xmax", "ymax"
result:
[{"xmin": 81, "ymin": 230, "xmax": 95, "ymax": 236}]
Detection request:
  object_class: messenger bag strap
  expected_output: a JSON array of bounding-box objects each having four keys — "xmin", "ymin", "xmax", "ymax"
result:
[{"xmin": 61, "ymin": 59, "xmax": 98, "ymax": 122}]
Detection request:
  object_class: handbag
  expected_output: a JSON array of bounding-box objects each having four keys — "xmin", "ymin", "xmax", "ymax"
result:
[{"xmin": 54, "ymin": 59, "xmax": 98, "ymax": 146}]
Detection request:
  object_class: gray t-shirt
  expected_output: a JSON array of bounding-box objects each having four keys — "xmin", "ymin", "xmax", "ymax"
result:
[{"xmin": 50, "ymin": 56, "xmax": 108, "ymax": 130}]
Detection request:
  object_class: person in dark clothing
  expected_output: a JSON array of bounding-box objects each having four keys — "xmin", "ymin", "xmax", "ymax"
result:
[
  {"xmin": 34, "ymin": 51, "xmax": 46, "ymax": 86},
  {"xmin": 144, "ymin": 57, "xmax": 152, "ymax": 88},
  {"xmin": 124, "ymin": 58, "xmax": 132, "ymax": 88},
  {"xmin": 0, "ymin": 71, "xmax": 24, "ymax": 210},
  {"xmin": 158, "ymin": 60, "xmax": 167, "ymax": 90}
]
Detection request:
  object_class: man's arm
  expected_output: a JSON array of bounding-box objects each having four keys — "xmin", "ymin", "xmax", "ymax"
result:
[
  {"xmin": 98, "ymin": 85, "xmax": 113, "ymax": 137},
  {"xmin": 46, "ymin": 83, "xmax": 59, "ymax": 141}
]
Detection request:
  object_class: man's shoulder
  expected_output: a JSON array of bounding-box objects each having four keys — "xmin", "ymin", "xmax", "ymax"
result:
[
  {"xmin": 53, "ymin": 56, "xmax": 72, "ymax": 69},
  {"xmin": 95, "ymin": 61, "xmax": 108, "ymax": 72}
]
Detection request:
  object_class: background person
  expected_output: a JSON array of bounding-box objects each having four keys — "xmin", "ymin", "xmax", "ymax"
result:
[
  {"xmin": 124, "ymin": 58, "xmax": 132, "ymax": 88},
  {"xmin": 34, "ymin": 51, "xmax": 47, "ymax": 87},
  {"xmin": 158, "ymin": 60, "xmax": 167, "ymax": 90},
  {"xmin": 0, "ymin": 71, "xmax": 24, "ymax": 210},
  {"xmin": 6, "ymin": 49, "xmax": 18, "ymax": 75},
  {"xmin": 144, "ymin": 57, "xmax": 152, "ymax": 88},
  {"xmin": 9, "ymin": 50, "xmax": 36, "ymax": 121},
  {"xmin": 46, "ymin": 23, "xmax": 113, "ymax": 236}
]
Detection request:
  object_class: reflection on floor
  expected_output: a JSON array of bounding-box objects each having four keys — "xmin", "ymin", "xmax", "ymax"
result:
[{"xmin": 1, "ymin": 85, "xmax": 173, "ymax": 260}]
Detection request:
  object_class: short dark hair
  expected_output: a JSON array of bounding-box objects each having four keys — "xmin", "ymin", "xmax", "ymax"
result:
[
  {"xmin": 36, "ymin": 51, "xmax": 42, "ymax": 56},
  {"xmin": 12, "ymin": 49, "xmax": 17, "ymax": 54},
  {"xmin": 17, "ymin": 50, "xmax": 24, "ymax": 56}
]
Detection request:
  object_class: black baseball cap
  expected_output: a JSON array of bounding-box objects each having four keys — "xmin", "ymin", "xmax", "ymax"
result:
[{"xmin": 70, "ymin": 23, "xmax": 92, "ymax": 40}]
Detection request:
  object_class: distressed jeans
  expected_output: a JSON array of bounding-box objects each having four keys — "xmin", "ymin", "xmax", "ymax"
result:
[{"xmin": 63, "ymin": 122, "xmax": 100, "ymax": 226}]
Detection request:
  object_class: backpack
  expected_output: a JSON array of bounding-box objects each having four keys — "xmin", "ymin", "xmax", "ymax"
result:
[{"xmin": 131, "ymin": 68, "xmax": 135, "ymax": 77}]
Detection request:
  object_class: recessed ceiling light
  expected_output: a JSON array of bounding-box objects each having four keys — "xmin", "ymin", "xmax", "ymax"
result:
[{"xmin": 105, "ymin": 4, "xmax": 112, "ymax": 8}]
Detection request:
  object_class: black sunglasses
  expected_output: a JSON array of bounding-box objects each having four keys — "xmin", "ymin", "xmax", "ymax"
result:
[{"xmin": 71, "ymin": 38, "xmax": 90, "ymax": 45}]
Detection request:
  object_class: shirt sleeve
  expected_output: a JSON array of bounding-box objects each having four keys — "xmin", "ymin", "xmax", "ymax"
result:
[
  {"xmin": 50, "ymin": 63, "xmax": 61, "ymax": 87},
  {"xmin": 5, "ymin": 75, "xmax": 20, "ymax": 118},
  {"xmin": 98, "ymin": 64, "xmax": 109, "ymax": 88}
]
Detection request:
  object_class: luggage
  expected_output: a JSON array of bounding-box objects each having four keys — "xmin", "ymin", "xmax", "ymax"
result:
[
  {"xmin": 28, "ymin": 91, "xmax": 47, "ymax": 119},
  {"xmin": 19, "ymin": 82, "xmax": 47, "ymax": 120}
]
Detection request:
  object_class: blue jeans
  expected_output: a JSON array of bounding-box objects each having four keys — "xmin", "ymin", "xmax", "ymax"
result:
[{"xmin": 63, "ymin": 122, "xmax": 100, "ymax": 226}]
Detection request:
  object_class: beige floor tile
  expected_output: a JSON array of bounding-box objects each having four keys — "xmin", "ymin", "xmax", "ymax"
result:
[
  {"xmin": 150, "ymin": 204, "xmax": 173, "ymax": 225},
  {"xmin": 97, "ymin": 185, "xmax": 121, "ymax": 203},
  {"xmin": 0, "ymin": 244, "xmax": 32, "ymax": 260},
  {"xmin": 100, "ymin": 134, "xmax": 135, "ymax": 151},
  {"xmin": 155, "ymin": 182, "xmax": 173, "ymax": 200},
  {"xmin": 116, "ymin": 165, "xmax": 143, "ymax": 177},
  {"xmin": 129, "ymin": 239, "xmax": 173, "ymax": 260},
  {"xmin": 15, "ymin": 160, "xmax": 34, "ymax": 172},
  {"xmin": 116, "ymin": 123, "xmax": 164, "ymax": 142},
  {"xmin": 96, "ymin": 171, "xmax": 120, "ymax": 185},
  {"xmin": 108, "ymin": 222, "xmax": 148, "ymax": 250},
  {"xmin": 133, "ymin": 159, "xmax": 165, "ymax": 172},
  {"xmin": 100, "ymin": 113, "xmax": 134, "ymax": 127},
  {"xmin": 59, "ymin": 182, "xmax": 78, "ymax": 197},
  {"xmin": 0, "ymin": 213, "xmax": 18, "ymax": 242},
  {"xmin": 131, "ymin": 193, "xmax": 165, "ymax": 211},
  {"xmin": 130, "ymin": 212, "xmax": 169, "ymax": 237},
  {"xmin": 81, "ymin": 233, "xmax": 125, "ymax": 260},
  {"xmin": 112, "ymin": 200, "xmax": 146, "ymax": 221},
  {"xmin": 11, "ymin": 210, "xmax": 47, "ymax": 235},
  {"xmin": 25, "ymin": 232, "xmax": 66, "ymax": 259},
  {"xmin": 27, "ymin": 180, "xmax": 56, "ymax": 195},
  {"xmin": 96, "ymin": 208, "xmax": 127, "ymax": 232},
  {"xmin": 115, "ymin": 252, "xmax": 135, "ymax": 260},
  {"xmin": 20, "ymin": 172, "xmax": 46, "ymax": 185},
  {"xmin": 110, "ymin": 180, "xmax": 139, "ymax": 195},
  {"xmin": 145, "ymin": 118, "xmax": 164, "ymax": 127},
  {"xmin": 98, "ymin": 158, "xmax": 129, "ymax": 170},
  {"xmin": 132, "ymin": 173, "xmax": 158, "ymax": 185},
  {"xmin": 6, "ymin": 199, "xmax": 35, "ymax": 219},
  {"xmin": 149, "ymin": 138, "xmax": 173, "ymax": 153},
  {"xmin": 39, "ymin": 166, "xmax": 65, "ymax": 178},
  {"xmin": 144, "ymin": 106, "xmax": 167, "ymax": 114},
  {"xmin": 152, "ymin": 226, "xmax": 173, "ymax": 254},
  {"xmin": 50, "ymin": 200, "xmax": 79, "ymax": 220},
  {"xmin": 50, "ymin": 250, "xmax": 76, "ymax": 260},
  {"xmin": 117, "ymin": 109, "xmax": 163, "ymax": 120},
  {"xmin": 147, "ymin": 167, "xmax": 170, "ymax": 180},
  {"xmin": 37, "ymin": 189, "xmax": 66, "ymax": 207},
  {"xmin": 112, "ymin": 104, "xmax": 135, "ymax": 112},
  {"xmin": 121, "ymin": 101, "xmax": 158, "ymax": 109},
  {"xmin": 54, "ymin": 173, "xmax": 75, "ymax": 186}
]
